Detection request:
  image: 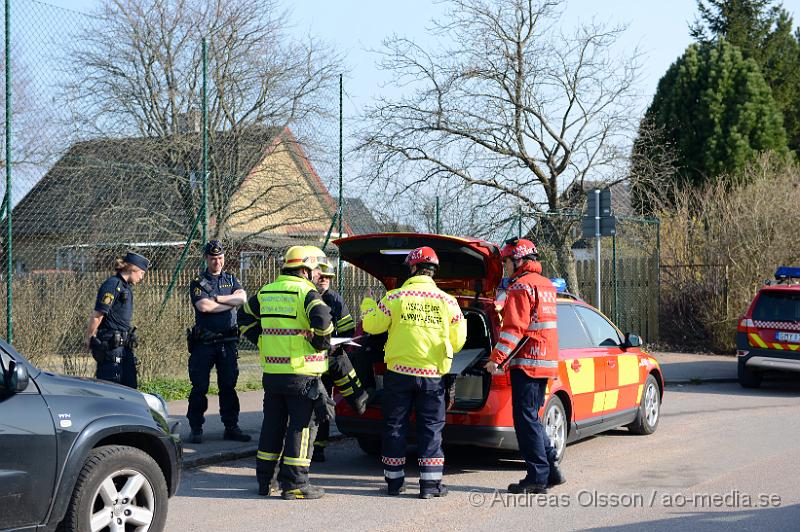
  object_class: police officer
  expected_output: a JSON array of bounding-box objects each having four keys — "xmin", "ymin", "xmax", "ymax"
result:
[
  {"xmin": 83, "ymin": 251, "xmax": 148, "ymax": 389},
  {"xmin": 312, "ymin": 256, "xmax": 358, "ymax": 462},
  {"xmin": 484, "ymin": 238, "xmax": 566, "ymax": 494},
  {"xmin": 360, "ymin": 246, "xmax": 467, "ymax": 498},
  {"xmin": 186, "ymin": 240, "xmax": 251, "ymax": 444},
  {"xmin": 238, "ymin": 245, "xmax": 334, "ymax": 500}
]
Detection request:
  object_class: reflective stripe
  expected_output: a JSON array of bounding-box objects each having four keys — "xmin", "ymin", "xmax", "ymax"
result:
[
  {"xmin": 509, "ymin": 358, "xmax": 558, "ymax": 368},
  {"xmin": 495, "ymin": 343, "xmax": 513, "ymax": 355},
  {"xmin": 264, "ymin": 354, "xmax": 327, "ymax": 365},
  {"xmin": 306, "ymin": 298, "xmax": 324, "ymax": 315},
  {"xmin": 384, "ymin": 470, "xmax": 405, "ymax": 479},
  {"xmin": 418, "ymin": 457, "xmax": 445, "ymax": 466},
  {"xmin": 382, "ymin": 456, "xmax": 406, "ymax": 466},
  {"xmin": 313, "ymin": 323, "xmax": 335, "ymax": 336},
  {"xmin": 420, "ymin": 472, "xmax": 443, "ymax": 480},
  {"xmin": 390, "ymin": 365, "xmax": 440, "ymax": 377},
  {"xmin": 301, "ymin": 427, "xmax": 310, "ymax": 459},
  {"xmin": 261, "ymin": 328, "xmax": 308, "ymax": 336},
  {"xmin": 499, "ymin": 332, "xmax": 521, "ymax": 344},
  {"xmin": 333, "ymin": 375, "xmax": 350, "ymax": 387},
  {"xmin": 340, "ymin": 386, "xmax": 354, "ymax": 396},
  {"xmin": 257, "ymin": 450, "xmax": 280, "ymax": 461},
  {"xmin": 377, "ymin": 301, "xmax": 392, "ymax": 316},
  {"xmin": 527, "ymin": 321, "xmax": 558, "ymax": 331},
  {"xmin": 283, "ymin": 457, "xmax": 311, "ymax": 467}
]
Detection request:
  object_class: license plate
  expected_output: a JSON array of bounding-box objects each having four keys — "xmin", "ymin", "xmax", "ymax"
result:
[{"xmin": 775, "ymin": 331, "xmax": 800, "ymax": 343}]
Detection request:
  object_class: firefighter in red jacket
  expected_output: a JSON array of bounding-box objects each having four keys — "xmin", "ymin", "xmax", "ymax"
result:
[{"xmin": 485, "ymin": 237, "xmax": 566, "ymax": 494}]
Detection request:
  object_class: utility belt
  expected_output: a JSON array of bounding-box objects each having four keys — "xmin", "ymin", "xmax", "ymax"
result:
[
  {"xmin": 187, "ymin": 325, "xmax": 239, "ymax": 351},
  {"xmin": 91, "ymin": 327, "xmax": 137, "ymax": 363}
]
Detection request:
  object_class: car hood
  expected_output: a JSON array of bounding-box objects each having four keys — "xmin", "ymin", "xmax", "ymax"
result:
[
  {"xmin": 334, "ymin": 233, "xmax": 503, "ymax": 294},
  {"xmin": 34, "ymin": 371, "xmax": 147, "ymax": 405}
]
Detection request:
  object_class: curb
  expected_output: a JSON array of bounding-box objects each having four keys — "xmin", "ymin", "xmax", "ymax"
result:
[
  {"xmin": 664, "ymin": 377, "xmax": 738, "ymax": 385},
  {"xmin": 181, "ymin": 433, "xmax": 348, "ymax": 470}
]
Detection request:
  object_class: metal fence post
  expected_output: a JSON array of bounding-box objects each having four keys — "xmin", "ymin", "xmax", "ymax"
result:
[
  {"xmin": 5, "ymin": 0, "xmax": 12, "ymax": 342},
  {"xmin": 201, "ymin": 38, "xmax": 208, "ymax": 248},
  {"xmin": 337, "ymin": 73, "xmax": 344, "ymax": 294}
]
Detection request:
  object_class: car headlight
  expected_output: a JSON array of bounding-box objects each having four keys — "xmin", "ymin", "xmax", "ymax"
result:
[{"xmin": 142, "ymin": 392, "xmax": 169, "ymax": 421}]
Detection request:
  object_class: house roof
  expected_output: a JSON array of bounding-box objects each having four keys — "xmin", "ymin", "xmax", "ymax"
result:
[
  {"xmin": 342, "ymin": 197, "xmax": 382, "ymax": 235},
  {"xmin": 11, "ymin": 126, "xmax": 343, "ymax": 244}
]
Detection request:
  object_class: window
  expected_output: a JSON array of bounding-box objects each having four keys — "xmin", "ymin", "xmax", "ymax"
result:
[
  {"xmin": 574, "ymin": 306, "xmax": 622, "ymax": 347},
  {"xmin": 557, "ymin": 303, "xmax": 593, "ymax": 349},
  {"xmin": 753, "ymin": 291, "xmax": 800, "ymax": 322}
]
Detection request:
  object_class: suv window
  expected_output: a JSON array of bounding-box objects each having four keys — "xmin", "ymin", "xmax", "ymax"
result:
[
  {"xmin": 557, "ymin": 303, "xmax": 593, "ymax": 349},
  {"xmin": 753, "ymin": 291, "xmax": 800, "ymax": 322},
  {"xmin": 574, "ymin": 306, "xmax": 622, "ymax": 347}
]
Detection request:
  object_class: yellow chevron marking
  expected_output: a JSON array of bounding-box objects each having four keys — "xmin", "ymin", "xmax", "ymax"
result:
[
  {"xmin": 591, "ymin": 390, "xmax": 620, "ymax": 413},
  {"xmin": 636, "ymin": 384, "xmax": 644, "ymax": 404},
  {"xmin": 749, "ymin": 333, "xmax": 768, "ymax": 348}
]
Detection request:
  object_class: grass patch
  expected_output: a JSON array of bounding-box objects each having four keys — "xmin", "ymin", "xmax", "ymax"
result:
[{"xmin": 140, "ymin": 376, "xmax": 262, "ymax": 402}]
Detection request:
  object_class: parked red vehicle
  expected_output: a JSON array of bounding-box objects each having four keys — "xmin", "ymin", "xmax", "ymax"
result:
[{"xmin": 334, "ymin": 233, "xmax": 664, "ymax": 462}]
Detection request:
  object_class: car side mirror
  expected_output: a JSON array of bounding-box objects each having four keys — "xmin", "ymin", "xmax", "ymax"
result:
[
  {"xmin": 3, "ymin": 360, "xmax": 30, "ymax": 393},
  {"xmin": 624, "ymin": 333, "xmax": 642, "ymax": 349}
]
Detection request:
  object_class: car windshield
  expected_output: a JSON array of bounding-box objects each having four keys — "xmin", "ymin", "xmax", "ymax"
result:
[{"xmin": 753, "ymin": 291, "xmax": 800, "ymax": 322}]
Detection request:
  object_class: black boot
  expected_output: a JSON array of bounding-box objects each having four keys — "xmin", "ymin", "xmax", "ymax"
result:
[
  {"xmin": 548, "ymin": 462, "xmax": 566, "ymax": 487},
  {"xmin": 312, "ymin": 445, "xmax": 326, "ymax": 462},
  {"xmin": 281, "ymin": 485, "xmax": 325, "ymax": 500},
  {"xmin": 223, "ymin": 426, "xmax": 252, "ymax": 442},
  {"xmin": 188, "ymin": 429, "xmax": 203, "ymax": 444},
  {"xmin": 386, "ymin": 478, "xmax": 406, "ymax": 496},
  {"xmin": 419, "ymin": 480, "xmax": 448, "ymax": 499},
  {"xmin": 508, "ymin": 479, "xmax": 547, "ymax": 494}
]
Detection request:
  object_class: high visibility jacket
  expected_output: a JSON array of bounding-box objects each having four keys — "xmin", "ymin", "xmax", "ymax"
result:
[
  {"xmin": 490, "ymin": 261, "xmax": 559, "ymax": 379},
  {"xmin": 360, "ymin": 275, "xmax": 467, "ymax": 377},
  {"xmin": 240, "ymin": 274, "xmax": 334, "ymax": 376}
]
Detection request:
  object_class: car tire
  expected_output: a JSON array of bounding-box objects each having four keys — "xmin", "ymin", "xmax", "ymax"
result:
[
  {"xmin": 543, "ymin": 395, "xmax": 568, "ymax": 463},
  {"xmin": 356, "ymin": 436, "xmax": 382, "ymax": 457},
  {"xmin": 60, "ymin": 445, "xmax": 168, "ymax": 532},
  {"xmin": 738, "ymin": 363, "xmax": 762, "ymax": 388},
  {"xmin": 629, "ymin": 374, "xmax": 660, "ymax": 435}
]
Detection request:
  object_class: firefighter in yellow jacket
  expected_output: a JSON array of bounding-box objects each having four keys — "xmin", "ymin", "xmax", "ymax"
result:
[
  {"xmin": 238, "ymin": 245, "xmax": 333, "ymax": 500},
  {"xmin": 360, "ymin": 246, "xmax": 467, "ymax": 498}
]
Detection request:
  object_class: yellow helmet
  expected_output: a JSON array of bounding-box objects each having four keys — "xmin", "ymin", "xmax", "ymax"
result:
[{"xmin": 283, "ymin": 245, "xmax": 322, "ymax": 271}]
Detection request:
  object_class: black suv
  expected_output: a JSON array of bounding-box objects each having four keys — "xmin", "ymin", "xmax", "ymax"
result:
[{"xmin": 0, "ymin": 340, "xmax": 181, "ymax": 531}]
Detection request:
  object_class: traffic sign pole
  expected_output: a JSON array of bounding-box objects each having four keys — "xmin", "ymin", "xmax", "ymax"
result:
[{"xmin": 594, "ymin": 189, "xmax": 601, "ymax": 310}]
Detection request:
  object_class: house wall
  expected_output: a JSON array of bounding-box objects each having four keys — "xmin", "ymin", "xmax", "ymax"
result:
[{"xmin": 227, "ymin": 139, "xmax": 334, "ymax": 239}]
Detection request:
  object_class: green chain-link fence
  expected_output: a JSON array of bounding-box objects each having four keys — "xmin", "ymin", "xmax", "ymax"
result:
[{"xmin": 0, "ymin": 0, "xmax": 347, "ymax": 381}]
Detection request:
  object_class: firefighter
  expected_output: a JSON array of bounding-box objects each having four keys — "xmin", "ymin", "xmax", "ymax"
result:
[
  {"xmin": 186, "ymin": 240, "xmax": 251, "ymax": 444},
  {"xmin": 238, "ymin": 245, "xmax": 333, "ymax": 500},
  {"xmin": 83, "ymin": 251, "xmax": 148, "ymax": 389},
  {"xmin": 484, "ymin": 237, "xmax": 566, "ymax": 494},
  {"xmin": 361, "ymin": 246, "xmax": 467, "ymax": 498},
  {"xmin": 312, "ymin": 256, "xmax": 364, "ymax": 462}
]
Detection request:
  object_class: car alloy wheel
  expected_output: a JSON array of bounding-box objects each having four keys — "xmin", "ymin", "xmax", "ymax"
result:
[
  {"xmin": 544, "ymin": 396, "xmax": 567, "ymax": 462},
  {"xmin": 644, "ymin": 380, "xmax": 659, "ymax": 428},
  {"xmin": 90, "ymin": 468, "xmax": 155, "ymax": 531}
]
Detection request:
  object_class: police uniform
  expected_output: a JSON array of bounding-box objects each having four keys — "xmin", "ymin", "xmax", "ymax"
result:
[
  {"xmin": 314, "ymin": 287, "xmax": 358, "ymax": 460},
  {"xmin": 360, "ymin": 247, "xmax": 467, "ymax": 498},
  {"xmin": 92, "ymin": 273, "xmax": 138, "ymax": 388},
  {"xmin": 89, "ymin": 251, "xmax": 148, "ymax": 388},
  {"xmin": 238, "ymin": 246, "xmax": 334, "ymax": 499},
  {"xmin": 187, "ymin": 250, "xmax": 248, "ymax": 441}
]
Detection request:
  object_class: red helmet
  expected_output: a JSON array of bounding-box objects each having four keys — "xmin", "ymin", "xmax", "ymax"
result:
[
  {"xmin": 500, "ymin": 238, "xmax": 538, "ymax": 260},
  {"xmin": 405, "ymin": 246, "xmax": 439, "ymax": 268}
]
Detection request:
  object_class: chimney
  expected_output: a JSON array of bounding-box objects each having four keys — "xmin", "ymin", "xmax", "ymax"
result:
[{"xmin": 175, "ymin": 108, "xmax": 202, "ymax": 134}]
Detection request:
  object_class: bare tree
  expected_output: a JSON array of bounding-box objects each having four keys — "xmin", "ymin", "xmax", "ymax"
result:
[
  {"xmin": 357, "ymin": 0, "xmax": 641, "ymax": 292},
  {"xmin": 62, "ymin": 0, "xmax": 342, "ymax": 242}
]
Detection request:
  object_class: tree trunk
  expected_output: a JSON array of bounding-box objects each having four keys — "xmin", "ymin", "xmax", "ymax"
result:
[{"xmin": 555, "ymin": 241, "xmax": 579, "ymax": 298}]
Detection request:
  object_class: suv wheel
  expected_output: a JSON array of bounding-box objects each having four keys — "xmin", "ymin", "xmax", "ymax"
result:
[
  {"xmin": 628, "ymin": 374, "xmax": 661, "ymax": 435},
  {"xmin": 61, "ymin": 445, "xmax": 168, "ymax": 532},
  {"xmin": 543, "ymin": 396, "xmax": 567, "ymax": 462},
  {"xmin": 738, "ymin": 363, "xmax": 762, "ymax": 388}
]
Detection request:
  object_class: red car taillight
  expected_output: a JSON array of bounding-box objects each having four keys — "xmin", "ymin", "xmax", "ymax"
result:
[{"xmin": 737, "ymin": 317, "xmax": 754, "ymax": 334}]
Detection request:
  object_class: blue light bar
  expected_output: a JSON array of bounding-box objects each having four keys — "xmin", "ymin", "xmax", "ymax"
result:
[
  {"xmin": 775, "ymin": 266, "xmax": 800, "ymax": 280},
  {"xmin": 550, "ymin": 277, "xmax": 567, "ymax": 293}
]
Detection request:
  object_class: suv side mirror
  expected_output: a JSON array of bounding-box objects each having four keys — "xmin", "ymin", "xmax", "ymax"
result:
[
  {"xmin": 623, "ymin": 333, "xmax": 642, "ymax": 349},
  {"xmin": 3, "ymin": 359, "xmax": 30, "ymax": 393}
]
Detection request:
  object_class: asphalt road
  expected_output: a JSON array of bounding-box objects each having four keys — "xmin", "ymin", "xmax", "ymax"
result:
[{"xmin": 166, "ymin": 379, "xmax": 800, "ymax": 531}]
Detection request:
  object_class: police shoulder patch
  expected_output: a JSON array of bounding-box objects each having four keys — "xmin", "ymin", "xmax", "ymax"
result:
[
  {"xmin": 102, "ymin": 292, "xmax": 114, "ymax": 305},
  {"xmin": 194, "ymin": 287, "xmax": 202, "ymax": 296}
]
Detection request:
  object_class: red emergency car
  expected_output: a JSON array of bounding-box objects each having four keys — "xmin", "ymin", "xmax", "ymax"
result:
[
  {"xmin": 334, "ymin": 233, "xmax": 664, "ymax": 461},
  {"xmin": 736, "ymin": 266, "xmax": 800, "ymax": 388}
]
